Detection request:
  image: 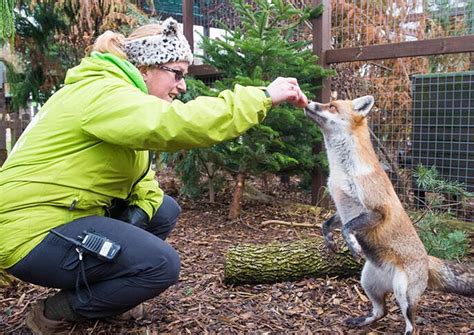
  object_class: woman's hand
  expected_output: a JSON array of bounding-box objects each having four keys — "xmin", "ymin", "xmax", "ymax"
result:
[{"xmin": 266, "ymin": 77, "xmax": 308, "ymax": 108}]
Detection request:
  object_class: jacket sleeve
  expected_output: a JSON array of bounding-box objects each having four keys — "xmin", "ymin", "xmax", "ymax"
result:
[
  {"xmin": 80, "ymin": 82, "xmax": 272, "ymax": 151},
  {"xmin": 127, "ymin": 168, "xmax": 163, "ymax": 219}
]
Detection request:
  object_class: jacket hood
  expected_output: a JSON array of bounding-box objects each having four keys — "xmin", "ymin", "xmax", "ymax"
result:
[{"xmin": 64, "ymin": 52, "xmax": 148, "ymax": 93}]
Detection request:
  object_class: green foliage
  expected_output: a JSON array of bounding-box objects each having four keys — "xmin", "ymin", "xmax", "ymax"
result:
[
  {"xmin": 172, "ymin": 148, "xmax": 226, "ymax": 199},
  {"xmin": 414, "ymin": 165, "xmax": 474, "ymax": 198},
  {"xmin": 414, "ymin": 212, "xmax": 469, "ymax": 261},
  {"xmin": 0, "ymin": 0, "xmax": 15, "ymax": 44},
  {"xmin": 176, "ymin": 0, "xmax": 332, "ymax": 200},
  {"xmin": 200, "ymin": 0, "xmax": 330, "ymax": 85},
  {"xmin": 4, "ymin": 1, "xmax": 80, "ymax": 110},
  {"xmin": 5, "ymin": 1, "xmax": 149, "ymax": 111},
  {"xmin": 466, "ymin": 0, "xmax": 474, "ymax": 34},
  {"xmin": 425, "ymin": 0, "xmax": 453, "ymax": 32},
  {"xmin": 412, "ymin": 165, "xmax": 471, "ymax": 260},
  {"xmin": 3, "ymin": 2, "xmax": 66, "ymax": 110},
  {"xmin": 425, "ymin": 0, "xmax": 473, "ymax": 35}
]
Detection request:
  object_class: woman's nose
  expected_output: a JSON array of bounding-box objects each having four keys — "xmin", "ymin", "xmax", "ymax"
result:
[{"xmin": 177, "ymin": 79, "xmax": 187, "ymax": 93}]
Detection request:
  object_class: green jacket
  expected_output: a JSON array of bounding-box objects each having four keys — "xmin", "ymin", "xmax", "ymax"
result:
[{"xmin": 0, "ymin": 52, "xmax": 271, "ymax": 270}]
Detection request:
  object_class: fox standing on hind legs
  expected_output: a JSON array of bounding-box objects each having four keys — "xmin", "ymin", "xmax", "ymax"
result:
[{"xmin": 304, "ymin": 95, "xmax": 473, "ymax": 335}]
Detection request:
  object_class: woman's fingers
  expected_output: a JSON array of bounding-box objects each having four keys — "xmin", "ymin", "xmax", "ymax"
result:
[
  {"xmin": 266, "ymin": 77, "xmax": 307, "ymax": 108},
  {"xmin": 294, "ymin": 91, "xmax": 308, "ymax": 108}
]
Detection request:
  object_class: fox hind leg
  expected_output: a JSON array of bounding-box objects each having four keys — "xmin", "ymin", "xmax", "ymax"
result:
[
  {"xmin": 393, "ymin": 268, "xmax": 426, "ymax": 335},
  {"xmin": 345, "ymin": 261, "xmax": 390, "ymax": 327}
]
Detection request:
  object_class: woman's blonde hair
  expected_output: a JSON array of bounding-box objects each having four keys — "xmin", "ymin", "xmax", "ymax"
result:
[{"xmin": 90, "ymin": 24, "xmax": 163, "ymax": 59}]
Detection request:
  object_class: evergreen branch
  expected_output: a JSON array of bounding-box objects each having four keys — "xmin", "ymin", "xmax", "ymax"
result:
[{"xmin": 0, "ymin": 0, "xmax": 15, "ymax": 44}]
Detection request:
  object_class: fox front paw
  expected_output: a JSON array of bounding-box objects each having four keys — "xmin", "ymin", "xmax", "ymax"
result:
[
  {"xmin": 323, "ymin": 232, "xmax": 339, "ymax": 253},
  {"xmin": 346, "ymin": 234, "xmax": 364, "ymax": 261}
]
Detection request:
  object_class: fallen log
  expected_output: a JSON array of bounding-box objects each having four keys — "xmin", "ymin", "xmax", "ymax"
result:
[{"xmin": 224, "ymin": 237, "xmax": 362, "ymax": 284}]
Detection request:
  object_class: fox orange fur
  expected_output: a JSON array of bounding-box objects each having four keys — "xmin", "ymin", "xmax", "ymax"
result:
[{"xmin": 305, "ymin": 96, "xmax": 473, "ymax": 335}]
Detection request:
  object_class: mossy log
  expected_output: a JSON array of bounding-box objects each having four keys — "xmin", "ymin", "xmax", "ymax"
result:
[{"xmin": 224, "ymin": 237, "xmax": 362, "ymax": 285}]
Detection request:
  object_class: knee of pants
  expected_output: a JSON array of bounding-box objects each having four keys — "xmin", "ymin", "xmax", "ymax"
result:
[
  {"xmin": 162, "ymin": 246, "xmax": 181, "ymax": 284},
  {"xmin": 161, "ymin": 198, "xmax": 181, "ymax": 226},
  {"xmin": 142, "ymin": 244, "xmax": 181, "ymax": 289},
  {"xmin": 163, "ymin": 207, "xmax": 180, "ymax": 230},
  {"xmin": 149, "ymin": 196, "xmax": 182, "ymax": 234}
]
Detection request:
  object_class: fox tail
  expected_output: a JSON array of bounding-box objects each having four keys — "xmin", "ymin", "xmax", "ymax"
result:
[{"xmin": 428, "ymin": 255, "xmax": 474, "ymax": 296}]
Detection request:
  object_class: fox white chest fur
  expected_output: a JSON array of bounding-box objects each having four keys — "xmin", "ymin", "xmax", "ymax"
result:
[{"xmin": 325, "ymin": 133, "xmax": 374, "ymax": 224}]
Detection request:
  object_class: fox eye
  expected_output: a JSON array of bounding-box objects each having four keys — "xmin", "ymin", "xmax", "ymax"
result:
[{"xmin": 329, "ymin": 105, "xmax": 337, "ymax": 113}]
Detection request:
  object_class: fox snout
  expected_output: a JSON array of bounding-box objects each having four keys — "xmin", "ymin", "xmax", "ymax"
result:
[
  {"xmin": 304, "ymin": 101, "xmax": 325, "ymax": 126},
  {"xmin": 305, "ymin": 101, "xmax": 322, "ymax": 112}
]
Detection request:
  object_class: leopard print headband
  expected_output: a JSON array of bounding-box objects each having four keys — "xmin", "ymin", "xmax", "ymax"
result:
[{"xmin": 124, "ymin": 17, "xmax": 193, "ymax": 66}]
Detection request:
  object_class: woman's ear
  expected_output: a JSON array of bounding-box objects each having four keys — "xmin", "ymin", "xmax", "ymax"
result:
[{"xmin": 138, "ymin": 65, "xmax": 149, "ymax": 82}]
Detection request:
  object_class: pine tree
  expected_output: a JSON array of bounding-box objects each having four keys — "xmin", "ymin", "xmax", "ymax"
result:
[{"xmin": 179, "ymin": 0, "xmax": 332, "ymax": 218}]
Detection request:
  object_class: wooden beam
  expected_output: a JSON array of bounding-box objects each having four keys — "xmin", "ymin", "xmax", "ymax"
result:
[
  {"xmin": 326, "ymin": 35, "xmax": 474, "ymax": 64},
  {"xmin": 182, "ymin": 0, "xmax": 194, "ymax": 53},
  {"xmin": 313, "ymin": 0, "xmax": 331, "ymax": 72},
  {"xmin": 311, "ymin": 0, "xmax": 331, "ymax": 208},
  {"xmin": 188, "ymin": 64, "xmax": 223, "ymax": 78}
]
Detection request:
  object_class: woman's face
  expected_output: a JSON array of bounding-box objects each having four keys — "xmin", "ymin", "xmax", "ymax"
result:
[{"xmin": 141, "ymin": 61, "xmax": 189, "ymax": 102}]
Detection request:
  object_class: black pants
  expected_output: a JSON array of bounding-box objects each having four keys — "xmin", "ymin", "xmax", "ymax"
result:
[{"xmin": 7, "ymin": 195, "xmax": 181, "ymax": 319}]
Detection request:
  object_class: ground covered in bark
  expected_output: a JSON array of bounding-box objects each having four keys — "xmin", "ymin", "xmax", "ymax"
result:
[{"xmin": 1, "ymin": 177, "xmax": 473, "ymax": 334}]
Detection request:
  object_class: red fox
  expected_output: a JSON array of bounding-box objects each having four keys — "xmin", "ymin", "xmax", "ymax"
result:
[{"xmin": 304, "ymin": 96, "xmax": 473, "ymax": 335}]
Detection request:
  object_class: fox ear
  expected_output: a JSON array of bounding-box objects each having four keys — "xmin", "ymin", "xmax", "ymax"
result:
[{"xmin": 352, "ymin": 95, "xmax": 374, "ymax": 117}]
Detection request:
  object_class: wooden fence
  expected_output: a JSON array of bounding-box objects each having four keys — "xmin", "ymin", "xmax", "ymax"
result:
[
  {"xmin": 0, "ymin": 88, "xmax": 29, "ymax": 165},
  {"xmin": 0, "ymin": 117, "xmax": 29, "ymax": 165}
]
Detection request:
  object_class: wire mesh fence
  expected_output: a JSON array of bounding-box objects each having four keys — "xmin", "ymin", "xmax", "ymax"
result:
[
  {"xmin": 410, "ymin": 71, "xmax": 473, "ymax": 220},
  {"xmin": 332, "ymin": 0, "xmax": 474, "ymax": 49}
]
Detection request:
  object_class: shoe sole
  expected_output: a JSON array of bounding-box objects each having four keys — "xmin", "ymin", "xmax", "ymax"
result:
[{"xmin": 25, "ymin": 311, "xmax": 44, "ymax": 335}]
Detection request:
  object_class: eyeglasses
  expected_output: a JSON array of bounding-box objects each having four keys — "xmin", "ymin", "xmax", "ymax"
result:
[{"xmin": 158, "ymin": 65, "xmax": 187, "ymax": 81}]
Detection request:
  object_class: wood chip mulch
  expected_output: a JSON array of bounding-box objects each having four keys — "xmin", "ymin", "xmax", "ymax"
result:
[{"xmin": 1, "ymin": 180, "xmax": 473, "ymax": 334}]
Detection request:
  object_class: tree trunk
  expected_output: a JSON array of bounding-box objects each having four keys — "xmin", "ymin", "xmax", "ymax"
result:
[
  {"xmin": 228, "ymin": 172, "xmax": 246, "ymax": 219},
  {"xmin": 208, "ymin": 178, "xmax": 215, "ymax": 203},
  {"xmin": 224, "ymin": 237, "xmax": 362, "ymax": 284},
  {"xmin": 205, "ymin": 162, "xmax": 216, "ymax": 203},
  {"xmin": 154, "ymin": 151, "xmax": 162, "ymax": 171}
]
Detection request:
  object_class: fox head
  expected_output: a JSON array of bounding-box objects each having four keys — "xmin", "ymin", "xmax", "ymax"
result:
[{"xmin": 304, "ymin": 96, "xmax": 375, "ymax": 136}]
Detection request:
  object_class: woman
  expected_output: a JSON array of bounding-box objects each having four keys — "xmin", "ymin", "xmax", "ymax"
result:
[{"xmin": 0, "ymin": 17, "xmax": 307, "ymax": 333}]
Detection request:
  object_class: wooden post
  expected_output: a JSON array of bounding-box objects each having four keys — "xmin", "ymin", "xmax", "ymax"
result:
[
  {"xmin": 311, "ymin": 0, "xmax": 331, "ymax": 207},
  {"xmin": 183, "ymin": 0, "xmax": 194, "ymax": 54}
]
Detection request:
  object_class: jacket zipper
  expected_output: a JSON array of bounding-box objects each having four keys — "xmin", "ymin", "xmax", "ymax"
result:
[{"xmin": 128, "ymin": 151, "xmax": 152, "ymax": 198}]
